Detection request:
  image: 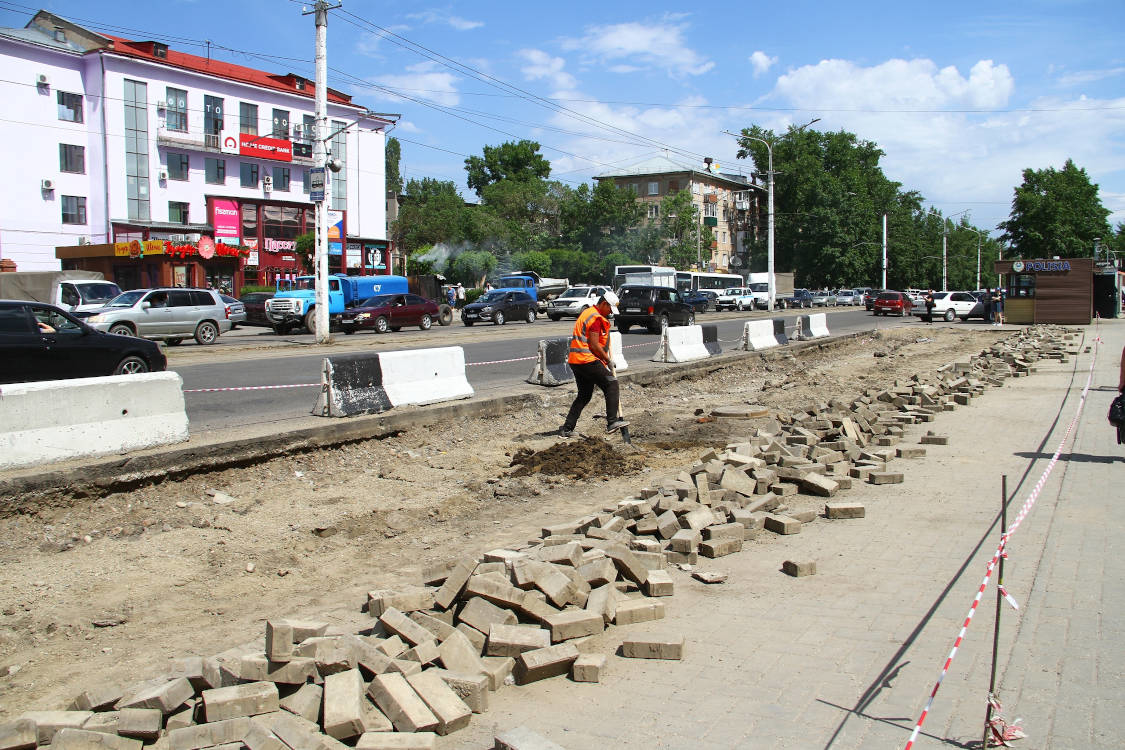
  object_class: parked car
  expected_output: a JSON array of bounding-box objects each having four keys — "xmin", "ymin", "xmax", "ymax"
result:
[
  {"xmin": 84, "ymin": 288, "xmax": 231, "ymax": 345},
  {"xmin": 835, "ymin": 289, "xmax": 860, "ymax": 305},
  {"xmin": 546, "ymin": 285, "xmax": 610, "ymax": 320},
  {"xmin": 779, "ymin": 289, "xmax": 815, "ymax": 309},
  {"xmin": 219, "ymin": 294, "xmax": 246, "ymax": 328},
  {"xmin": 873, "ymin": 290, "xmax": 913, "ymax": 316},
  {"xmin": 863, "ymin": 289, "xmax": 884, "ymax": 311},
  {"xmin": 0, "ymin": 300, "xmax": 167, "ymax": 384},
  {"xmin": 715, "ymin": 287, "xmax": 752, "ymax": 311},
  {"xmin": 339, "ymin": 293, "xmax": 442, "ymax": 334},
  {"xmin": 681, "ymin": 290, "xmax": 715, "ymax": 313},
  {"xmin": 917, "ymin": 291, "xmax": 985, "ymax": 322},
  {"xmin": 238, "ymin": 291, "xmax": 274, "ymax": 327},
  {"xmin": 906, "ymin": 289, "xmax": 927, "ymax": 307},
  {"xmin": 461, "ymin": 290, "xmax": 537, "ymax": 326},
  {"xmin": 811, "ymin": 290, "xmax": 837, "ymax": 307},
  {"xmin": 615, "ymin": 285, "xmax": 695, "ymax": 333}
]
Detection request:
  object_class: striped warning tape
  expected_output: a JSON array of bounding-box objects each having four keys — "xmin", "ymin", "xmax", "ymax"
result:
[{"xmin": 903, "ymin": 332, "xmax": 1099, "ymax": 750}]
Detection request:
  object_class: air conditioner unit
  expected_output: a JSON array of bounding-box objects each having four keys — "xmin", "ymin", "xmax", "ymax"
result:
[
  {"xmin": 158, "ymin": 168, "xmax": 169, "ymax": 181},
  {"xmin": 36, "ymin": 73, "xmax": 49, "ymax": 86},
  {"xmin": 41, "ymin": 178, "xmax": 54, "ymax": 191},
  {"xmin": 262, "ymin": 175, "xmax": 273, "ymax": 192},
  {"xmin": 77, "ymin": 236, "xmax": 89, "ymax": 245}
]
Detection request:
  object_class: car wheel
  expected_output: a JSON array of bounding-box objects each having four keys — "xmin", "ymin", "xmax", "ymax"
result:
[
  {"xmin": 660, "ymin": 314, "xmax": 670, "ymax": 329},
  {"xmin": 113, "ymin": 355, "xmax": 149, "ymax": 375},
  {"xmin": 166, "ymin": 338, "xmax": 183, "ymax": 346},
  {"xmin": 686, "ymin": 312, "xmax": 695, "ymax": 326},
  {"xmin": 944, "ymin": 308, "xmax": 956, "ymax": 322},
  {"xmin": 548, "ymin": 314, "xmax": 561, "ymax": 321},
  {"xmin": 463, "ymin": 319, "xmax": 474, "ymax": 326},
  {"xmin": 194, "ymin": 321, "xmax": 219, "ymax": 345},
  {"xmin": 960, "ymin": 316, "xmax": 969, "ymax": 322},
  {"xmin": 304, "ymin": 310, "xmax": 318, "ymax": 336},
  {"xmin": 525, "ymin": 309, "xmax": 536, "ymax": 323},
  {"xmin": 437, "ymin": 305, "xmax": 453, "ymax": 326},
  {"xmin": 374, "ymin": 316, "xmax": 389, "ymax": 334},
  {"xmin": 108, "ymin": 323, "xmax": 134, "ymax": 337},
  {"xmin": 494, "ymin": 311, "xmax": 506, "ymax": 325},
  {"xmin": 419, "ymin": 314, "xmax": 432, "ymax": 330}
]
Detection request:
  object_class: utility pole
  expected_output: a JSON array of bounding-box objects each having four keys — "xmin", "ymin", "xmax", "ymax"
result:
[
  {"xmin": 306, "ymin": 1, "xmax": 339, "ymax": 344},
  {"xmin": 882, "ymin": 213, "xmax": 888, "ymax": 289},
  {"xmin": 942, "ymin": 228, "xmax": 948, "ymax": 292}
]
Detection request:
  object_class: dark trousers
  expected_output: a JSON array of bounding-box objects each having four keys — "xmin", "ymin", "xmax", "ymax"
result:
[{"xmin": 563, "ymin": 360, "xmax": 619, "ymax": 429}]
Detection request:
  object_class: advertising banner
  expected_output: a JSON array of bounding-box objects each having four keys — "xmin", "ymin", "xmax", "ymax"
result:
[
  {"xmin": 238, "ymin": 133, "xmax": 292, "ymax": 162},
  {"xmin": 212, "ymin": 198, "xmax": 240, "ymax": 240}
]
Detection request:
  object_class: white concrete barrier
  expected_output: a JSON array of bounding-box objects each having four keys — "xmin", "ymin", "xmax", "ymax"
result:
[
  {"xmin": 609, "ymin": 331, "xmax": 629, "ymax": 373},
  {"xmin": 526, "ymin": 337, "xmax": 574, "ymax": 387},
  {"xmin": 314, "ymin": 347, "xmax": 473, "ymax": 417},
  {"xmin": 741, "ymin": 320, "xmax": 778, "ymax": 351},
  {"xmin": 797, "ymin": 312, "xmax": 830, "ymax": 340},
  {"xmin": 0, "ymin": 372, "xmax": 189, "ymax": 470},
  {"xmin": 652, "ymin": 325, "xmax": 710, "ymax": 363}
]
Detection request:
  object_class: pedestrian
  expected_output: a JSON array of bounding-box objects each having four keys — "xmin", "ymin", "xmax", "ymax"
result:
[
  {"xmin": 456, "ymin": 283, "xmax": 465, "ymax": 308},
  {"xmin": 923, "ymin": 289, "xmax": 935, "ymax": 323},
  {"xmin": 992, "ymin": 287, "xmax": 1004, "ymax": 326},
  {"xmin": 559, "ymin": 291, "xmax": 628, "ymax": 437},
  {"xmin": 1120, "ymin": 345, "xmax": 1125, "ymax": 394},
  {"xmin": 983, "ymin": 287, "xmax": 993, "ymax": 324},
  {"xmin": 446, "ymin": 285, "xmax": 455, "ymax": 309},
  {"xmin": 485, "ymin": 282, "xmax": 493, "ymax": 292}
]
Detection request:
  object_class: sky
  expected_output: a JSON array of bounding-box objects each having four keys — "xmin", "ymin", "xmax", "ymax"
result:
[{"xmin": 5, "ymin": 0, "xmax": 1125, "ymax": 238}]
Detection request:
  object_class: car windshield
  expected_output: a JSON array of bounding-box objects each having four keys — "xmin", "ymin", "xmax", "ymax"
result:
[
  {"xmin": 794, "ymin": 289, "xmax": 809, "ymax": 295},
  {"xmin": 877, "ymin": 293, "xmax": 897, "ymax": 300},
  {"xmin": 748, "ymin": 284, "xmax": 767, "ymax": 292},
  {"xmin": 478, "ymin": 291, "xmax": 507, "ymax": 303},
  {"xmin": 82, "ymin": 283, "xmax": 122, "ymax": 304},
  {"xmin": 559, "ymin": 288, "xmax": 590, "ymax": 298},
  {"xmin": 104, "ymin": 290, "xmax": 147, "ymax": 307},
  {"xmin": 359, "ymin": 294, "xmax": 398, "ymax": 307}
]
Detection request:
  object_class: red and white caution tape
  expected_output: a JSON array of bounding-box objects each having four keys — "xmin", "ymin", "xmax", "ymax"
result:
[
  {"xmin": 903, "ymin": 334, "xmax": 1098, "ymax": 750},
  {"xmin": 465, "ymin": 355, "xmax": 537, "ymax": 367},
  {"xmin": 184, "ymin": 383, "xmax": 318, "ymax": 393}
]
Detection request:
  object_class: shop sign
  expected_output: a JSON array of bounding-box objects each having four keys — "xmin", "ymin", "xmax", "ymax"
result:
[
  {"xmin": 328, "ymin": 211, "xmax": 344, "ymax": 255},
  {"xmin": 213, "ymin": 198, "xmax": 240, "ymax": 239},
  {"xmin": 238, "ymin": 133, "xmax": 293, "ymax": 162},
  {"xmin": 264, "ymin": 238, "xmax": 297, "ymax": 252},
  {"xmin": 150, "ymin": 231, "xmax": 201, "ymax": 243},
  {"xmin": 248, "ymin": 251, "xmax": 259, "ymax": 266},
  {"xmin": 1011, "ymin": 259, "xmax": 1071, "ymax": 273},
  {"xmin": 364, "ymin": 243, "xmax": 386, "ymax": 270},
  {"xmin": 198, "ymin": 236, "xmax": 216, "ymax": 260},
  {"xmin": 114, "ymin": 240, "xmax": 165, "ymax": 257}
]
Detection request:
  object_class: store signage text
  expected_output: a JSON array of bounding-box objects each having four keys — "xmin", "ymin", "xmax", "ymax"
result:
[
  {"xmin": 264, "ymin": 238, "xmax": 297, "ymax": 252},
  {"xmin": 237, "ymin": 133, "xmax": 293, "ymax": 162},
  {"xmin": 1011, "ymin": 260, "xmax": 1071, "ymax": 273}
]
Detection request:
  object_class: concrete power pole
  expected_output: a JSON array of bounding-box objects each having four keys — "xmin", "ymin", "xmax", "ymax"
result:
[{"xmin": 307, "ymin": 1, "xmax": 338, "ymax": 344}]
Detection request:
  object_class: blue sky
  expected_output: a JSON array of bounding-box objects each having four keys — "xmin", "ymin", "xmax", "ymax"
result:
[{"xmin": 6, "ymin": 0, "xmax": 1125, "ymax": 235}]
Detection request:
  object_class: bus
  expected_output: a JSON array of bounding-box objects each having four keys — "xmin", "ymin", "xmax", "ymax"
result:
[
  {"xmin": 675, "ymin": 271, "xmax": 744, "ymax": 293},
  {"xmin": 612, "ymin": 265, "xmax": 676, "ymax": 290}
]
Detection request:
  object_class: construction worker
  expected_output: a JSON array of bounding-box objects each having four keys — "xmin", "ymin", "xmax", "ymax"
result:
[{"xmin": 559, "ymin": 291, "xmax": 628, "ymax": 437}]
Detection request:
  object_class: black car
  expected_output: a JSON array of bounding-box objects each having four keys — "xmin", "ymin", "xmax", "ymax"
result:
[
  {"xmin": 779, "ymin": 288, "xmax": 815, "ymax": 309},
  {"xmin": 615, "ymin": 285, "xmax": 695, "ymax": 334},
  {"xmin": 238, "ymin": 292, "xmax": 275, "ymax": 327},
  {"xmin": 0, "ymin": 300, "xmax": 167, "ymax": 384},
  {"xmin": 681, "ymin": 289, "xmax": 716, "ymax": 313},
  {"xmin": 864, "ymin": 289, "xmax": 885, "ymax": 311},
  {"xmin": 461, "ymin": 290, "xmax": 537, "ymax": 326}
]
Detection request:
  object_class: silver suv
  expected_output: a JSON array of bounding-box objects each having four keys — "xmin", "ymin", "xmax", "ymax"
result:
[{"xmin": 85, "ymin": 288, "xmax": 232, "ymax": 345}]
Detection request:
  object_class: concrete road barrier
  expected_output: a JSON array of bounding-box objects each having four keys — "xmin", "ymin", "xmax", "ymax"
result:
[
  {"xmin": 0, "ymin": 372, "xmax": 189, "ymax": 470},
  {"xmin": 773, "ymin": 318, "xmax": 789, "ymax": 346},
  {"xmin": 702, "ymin": 325, "xmax": 722, "ymax": 357},
  {"xmin": 797, "ymin": 313, "xmax": 830, "ymax": 341},
  {"xmin": 742, "ymin": 320, "xmax": 778, "ymax": 351},
  {"xmin": 652, "ymin": 325, "xmax": 710, "ymax": 363},
  {"xmin": 526, "ymin": 338, "xmax": 574, "ymax": 387},
  {"xmin": 609, "ymin": 331, "xmax": 628, "ymax": 373},
  {"xmin": 314, "ymin": 347, "xmax": 473, "ymax": 417}
]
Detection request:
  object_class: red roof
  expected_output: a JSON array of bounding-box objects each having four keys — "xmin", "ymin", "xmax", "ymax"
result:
[{"xmin": 102, "ymin": 35, "xmax": 356, "ymax": 107}]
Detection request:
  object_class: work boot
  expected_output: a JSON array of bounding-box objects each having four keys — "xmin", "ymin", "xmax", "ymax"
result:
[
  {"xmin": 606, "ymin": 418, "xmax": 629, "ymax": 433},
  {"xmin": 558, "ymin": 426, "xmax": 575, "ymax": 438}
]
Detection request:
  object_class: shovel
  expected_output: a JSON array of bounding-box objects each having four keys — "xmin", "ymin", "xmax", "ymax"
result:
[{"xmin": 609, "ymin": 361, "xmax": 631, "ymax": 444}]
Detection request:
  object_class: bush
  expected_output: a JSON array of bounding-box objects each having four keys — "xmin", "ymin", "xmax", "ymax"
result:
[
  {"xmin": 465, "ymin": 288, "xmax": 485, "ymax": 304},
  {"xmin": 239, "ymin": 284, "xmax": 275, "ymax": 294}
]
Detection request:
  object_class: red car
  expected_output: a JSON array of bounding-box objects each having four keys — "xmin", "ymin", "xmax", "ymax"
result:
[
  {"xmin": 339, "ymin": 293, "xmax": 441, "ymax": 334},
  {"xmin": 872, "ymin": 290, "xmax": 913, "ymax": 316}
]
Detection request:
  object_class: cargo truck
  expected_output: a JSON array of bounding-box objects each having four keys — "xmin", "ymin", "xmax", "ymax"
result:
[{"xmin": 0, "ymin": 270, "xmax": 122, "ymax": 314}]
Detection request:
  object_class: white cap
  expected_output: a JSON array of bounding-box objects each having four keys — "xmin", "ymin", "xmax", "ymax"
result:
[{"xmin": 600, "ymin": 290, "xmax": 620, "ymax": 315}]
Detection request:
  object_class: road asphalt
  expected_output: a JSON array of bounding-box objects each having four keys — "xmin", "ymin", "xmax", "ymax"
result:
[{"xmin": 444, "ymin": 318, "xmax": 1124, "ymax": 749}]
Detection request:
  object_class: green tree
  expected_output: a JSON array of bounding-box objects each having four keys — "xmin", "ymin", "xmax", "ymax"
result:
[
  {"xmin": 294, "ymin": 231, "xmax": 315, "ymax": 273},
  {"xmin": 659, "ymin": 189, "xmax": 701, "ymax": 270},
  {"xmin": 998, "ymin": 159, "xmax": 1111, "ymax": 258},
  {"xmin": 559, "ymin": 181, "xmax": 645, "ymax": 256},
  {"xmin": 465, "ymin": 140, "xmax": 551, "ymax": 197},
  {"xmin": 392, "ymin": 178, "xmax": 470, "ymax": 253},
  {"xmin": 511, "ymin": 250, "xmax": 552, "ymax": 277},
  {"xmin": 385, "ymin": 137, "xmax": 403, "ymax": 194},
  {"xmin": 446, "ymin": 250, "xmax": 497, "ymax": 287},
  {"xmin": 545, "ymin": 247, "xmax": 601, "ymax": 283}
]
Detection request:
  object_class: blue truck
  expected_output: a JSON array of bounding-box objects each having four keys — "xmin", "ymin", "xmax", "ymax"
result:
[
  {"xmin": 494, "ymin": 271, "xmax": 570, "ymax": 312},
  {"xmin": 264, "ymin": 273, "xmax": 410, "ymax": 335}
]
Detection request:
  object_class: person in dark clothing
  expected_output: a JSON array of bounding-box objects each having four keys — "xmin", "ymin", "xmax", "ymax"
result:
[
  {"xmin": 924, "ymin": 290, "xmax": 935, "ymax": 323},
  {"xmin": 983, "ymin": 288, "xmax": 993, "ymax": 323}
]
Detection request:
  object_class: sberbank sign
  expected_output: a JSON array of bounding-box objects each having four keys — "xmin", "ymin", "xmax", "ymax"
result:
[{"xmin": 1011, "ymin": 259, "xmax": 1071, "ymax": 273}]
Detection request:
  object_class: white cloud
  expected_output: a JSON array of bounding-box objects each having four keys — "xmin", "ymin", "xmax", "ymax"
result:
[
  {"xmin": 368, "ymin": 62, "xmax": 461, "ymax": 107},
  {"xmin": 1055, "ymin": 66, "xmax": 1125, "ymax": 87},
  {"xmin": 405, "ymin": 9, "xmax": 483, "ymax": 31},
  {"xmin": 561, "ymin": 19, "xmax": 714, "ymax": 77},
  {"xmin": 517, "ymin": 49, "xmax": 578, "ymax": 92},
  {"xmin": 749, "ymin": 51, "xmax": 777, "ymax": 78}
]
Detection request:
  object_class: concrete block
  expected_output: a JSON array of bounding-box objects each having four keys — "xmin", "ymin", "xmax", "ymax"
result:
[
  {"xmin": 621, "ymin": 635, "xmax": 684, "ymax": 660},
  {"xmin": 458, "ymin": 597, "xmax": 518, "ymax": 634},
  {"xmin": 409, "ymin": 612, "xmax": 458, "ymax": 642},
  {"xmin": 783, "ymin": 560, "xmax": 817, "ymax": 577},
  {"xmin": 603, "ymin": 545, "xmax": 649, "ymax": 586},
  {"xmin": 763, "ymin": 514, "xmax": 802, "ymax": 535},
  {"xmin": 68, "ymin": 687, "xmax": 122, "ymax": 713},
  {"xmin": 462, "ymin": 576, "xmax": 527, "ymax": 612},
  {"xmin": 920, "ymin": 434, "xmax": 949, "ymax": 445},
  {"xmin": 426, "ymin": 669, "xmax": 489, "ymax": 714},
  {"xmin": 584, "ymin": 584, "xmax": 621, "ymax": 625},
  {"xmin": 825, "ymin": 502, "xmax": 865, "ymax": 519},
  {"xmin": 50, "ymin": 730, "xmax": 141, "ymax": 750},
  {"xmin": 515, "ymin": 643, "xmax": 579, "ymax": 684},
  {"xmin": 401, "ymin": 641, "xmax": 440, "ymax": 666},
  {"xmin": 538, "ymin": 542, "xmax": 583, "ymax": 567},
  {"xmin": 170, "ymin": 657, "xmax": 220, "ymax": 693},
  {"xmin": 772, "ymin": 482, "xmax": 798, "ymax": 496},
  {"xmin": 166, "ymin": 718, "xmax": 250, "ymax": 750},
  {"xmin": 321, "ymin": 670, "xmax": 366, "ymax": 740},
  {"xmin": 0, "ymin": 720, "xmax": 37, "ymax": 750},
  {"xmin": 571, "ymin": 654, "xmax": 606, "ymax": 683},
  {"xmin": 115, "ymin": 709, "xmax": 161, "ymax": 741},
  {"xmin": 279, "ymin": 684, "xmax": 322, "ymax": 724},
  {"xmin": 265, "ymin": 621, "xmax": 294, "ymax": 663},
  {"xmin": 404, "ymin": 671, "xmax": 471, "ymax": 736},
  {"xmin": 378, "ymin": 608, "xmax": 437, "ymax": 648},
  {"xmin": 493, "ymin": 727, "xmax": 568, "ymax": 750},
  {"xmin": 119, "ymin": 678, "xmax": 194, "ymax": 714},
  {"xmin": 663, "ymin": 550, "xmax": 697, "ymax": 566},
  {"xmin": 868, "ymin": 472, "xmax": 905, "ymax": 485},
  {"xmin": 479, "ymin": 657, "xmax": 515, "ymax": 691},
  {"xmin": 642, "ymin": 569, "xmax": 674, "ymax": 597},
  {"xmin": 388, "ymin": 659, "xmax": 422, "ymax": 677},
  {"xmin": 367, "ymin": 588, "xmax": 436, "ymax": 618},
  {"xmin": 796, "ymin": 472, "xmax": 839, "ymax": 497},
  {"xmin": 365, "ymin": 674, "xmax": 437, "ymax": 734},
  {"xmin": 486, "ymin": 624, "xmax": 550, "ymax": 657},
  {"xmin": 80, "ymin": 713, "xmax": 121, "ymax": 735},
  {"xmin": 542, "ymin": 610, "xmax": 604, "ymax": 643},
  {"xmin": 669, "ymin": 529, "xmax": 700, "ymax": 553},
  {"xmin": 352, "ymin": 638, "xmax": 396, "ymax": 677},
  {"xmin": 242, "ymin": 720, "xmax": 287, "ymax": 750},
  {"xmin": 612, "ymin": 598, "xmax": 665, "ymax": 625},
  {"xmin": 576, "ymin": 557, "xmax": 616, "ymax": 588},
  {"xmin": 203, "ymin": 682, "xmax": 279, "ymax": 722},
  {"xmin": 355, "ymin": 734, "xmax": 436, "ymax": 750},
  {"xmin": 896, "ymin": 446, "xmax": 926, "ymax": 459},
  {"xmin": 373, "ymin": 636, "xmax": 408, "ymax": 658},
  {"xmin": 286, "ymin": 621, "xmax": 330, "ymax": 641},
  {"xmin": 436, "ymin": 629, "xmax": 486, "ymax": 674},
  {"xmin": 238, "ymin": 655, "xmax": 318, "ymax": 685},
  {"xmin": 433, "ymin": 559, "xmax": 476, "ymax": 610},
  {"xmin": 699, "ymin": 538, "xmax": 742, "ymax": 558},
  {"xmin": 455, "ymin": 623, "xmax": 487, "ymax": 654},
  {"xmin": 514, "ymin": 561, "xmax": 574, "ymax": 607}
]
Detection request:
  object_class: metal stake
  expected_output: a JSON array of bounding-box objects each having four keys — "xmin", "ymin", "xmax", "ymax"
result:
[{"xmin": 983, "ymin": 474, "xmax": 1008, "ymax": 748}]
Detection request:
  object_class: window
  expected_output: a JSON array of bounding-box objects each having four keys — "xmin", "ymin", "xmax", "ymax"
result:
[
  {"xmin": 703, "ymin": 202, "xmax": 718, "ymax": 218},
  {"xmin": 272, "ymin": 166, "xmax": 290, "ymax": 191},
  {"xmin": 272, "ymin": 109, "xmax": 289, "ymax": 138},
  {"xmin": 239, "ymin": 102, "xmax": 258, "ymax": 135},
  {"xmin": 628, "ymin": 183, "xmax": 639, "ymax": 196},
  {"xmin": 0, "ymin": 306, "xmax": 32, "ymax": 333},
  {"xmin": 668, "ymin": 180, "xmax": 679, "ymax": 193},
  {"xmin": 302, "ymin": 169, "xmax": 311, "ymax": 193},
  {"xmin": 330, "ymin": 120, "xmax": 347, "ymax": 210},
  {"xmin": 59, "ymin": 144, "xmax": 85, "ymax": 173},
  {"xmin": 203, "ymin": 95, "xmax": 223, "ymax": 146},
  {"xmin": 647, "ymin": 204, "xmax": 659, "ymax": 219},
  {"xmin": 169, "ymin": 201, "xmax": 190, "ymax": 224},
  {"xmin": 165, "ymin": 87, "xmax": 187, "ymax": 131},
  {"xmin": 123, "ymin": 80, "xmax": 149, "ymax": 221},
  {"xmin": 167, "ymin": 152, "xmax": 189, "ymax": 181},
  {"xmin": 262, "ymin": 205, "xmax": 301, "ymax": 239},
  {"xmin": 57, "ymin": 91, "xmax": 83, "ymax": 122},
  {"xmin": 61, "ymin": 195, "xmax": 86, "ymax": 224},
  {"xmin": 240, "ymin": 204, "xmax": 258, "ymax": 238},
  {"xmin": 1007, "ymin": 274, "xmax": 1035, "ymax": 299},
  {"xmin": 240, "ymin": 162, "xmax": 258, "ymax": 188},
  {"xmin": 647, "ymin": 181, "xmax": 659, "ymax": 196},
  {"xmin": 300, "ymin": 114, "xmax": 315, "ymax": 142},
  {"xmin": 205, "ymin": 157, "xmax": 225, "ymax": 184}
]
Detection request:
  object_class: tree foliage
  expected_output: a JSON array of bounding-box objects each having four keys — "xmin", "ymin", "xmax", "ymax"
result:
[
  {"xmin": 511, "ymin": 250, "xmax": 552, "ymax": 278},
  {"xmin": 445, "ymin": 250, "xmax": 497, "ymax": 287},
  {"xmin": 998, "ymin": 159, "xmax": 1110, "ymax": 258},
  {"xmin": 465, "ymin": 140, "xmax": 551, "ymax": 197},
  {"xmin": 294, "ymin": 232, "xmax": 316, "ymax": 274},
  {"xmin": 385, "ymin": 137, "xmax": 403, "ymax": 194}
]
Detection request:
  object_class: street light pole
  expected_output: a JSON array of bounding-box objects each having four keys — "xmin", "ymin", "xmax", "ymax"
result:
[{"xmin": 882, "ymin": 213, "xmax": 888, "ymax": 289}]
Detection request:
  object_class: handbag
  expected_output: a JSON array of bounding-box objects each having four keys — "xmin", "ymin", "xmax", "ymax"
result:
[{"xmin": 1110, "ymin": 393, "xmax": 1125, "ymax": 427}]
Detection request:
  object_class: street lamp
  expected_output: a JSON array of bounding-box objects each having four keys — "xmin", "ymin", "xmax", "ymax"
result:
[
  {"xmin": 962, "ymin": 226, "xmax": 986, "ymax": 290},
  {"xmin": 724, "ymin": 117, "xmax": 820, "ymax": 310}
]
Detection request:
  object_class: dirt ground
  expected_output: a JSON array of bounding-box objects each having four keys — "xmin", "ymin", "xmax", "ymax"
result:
[{"xmin": 0, "ymin": 325, "xmax": 1006, "ymax": 719}]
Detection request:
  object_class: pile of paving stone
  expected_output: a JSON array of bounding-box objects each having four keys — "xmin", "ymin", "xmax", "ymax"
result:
[{"xmin": 0, "ymin": 327, "xmax": 1080, "ymax": 750}]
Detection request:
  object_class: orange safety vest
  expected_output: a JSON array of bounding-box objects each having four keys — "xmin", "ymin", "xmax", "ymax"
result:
[{"xmin": 568, "ymin": 306, "xmax": 610, "ymax": 365}]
